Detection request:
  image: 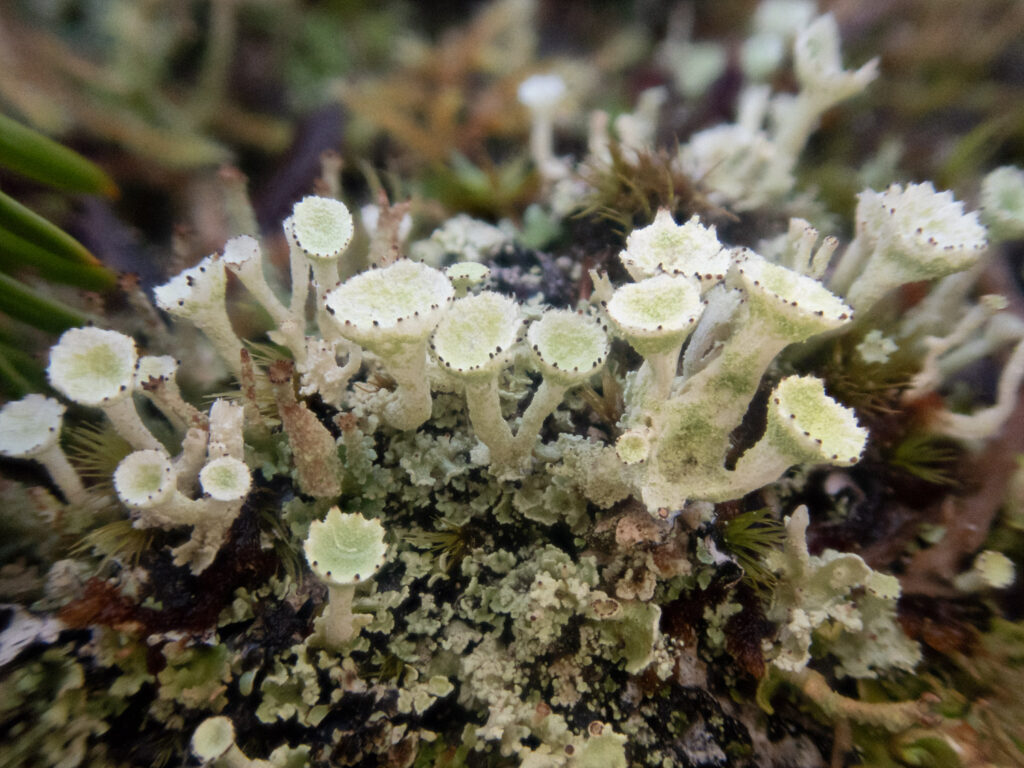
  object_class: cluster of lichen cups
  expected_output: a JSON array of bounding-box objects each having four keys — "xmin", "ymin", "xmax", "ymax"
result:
[
  {"xmin": 4, "ymin": 7, "xmax": 1024, "ymax": 764},
  {"xmin": 1, "ymin": 85, "xmax": 1018, "ymax": 768},
  {"xmin": 0, "ymin": 193, "xmax": 878, "ymax": 616},
  {"xmin": 3, "ymin": 163, "xmax": 1000, "ymax": 602},
  {"xmin": 0, "ymin": 326, "xmax": 253, "ymax": 573},
  {"xmin": 0, "ymin": 44, "xmax": 1008, "ymax": 752}
]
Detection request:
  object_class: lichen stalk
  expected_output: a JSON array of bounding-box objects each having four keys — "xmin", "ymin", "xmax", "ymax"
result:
[
  {"xmin": 675, "ymin": 306, "xmax": 792, "ymax": 435},
  {"xmin": 37, "ymin": 444, "xmax": 88, "ymax": 506},
  {"xmin": 173, "ymin": 426, "xmax": 209, "ymax": 493},
  {"xmin": 192, "ymin": 305, "xmax": 246, "ymax": 378},
  {"xmin": 321, "ymin": 582, "xmax": 358, "ymax": 649},
  {"xmin": 101, "ymin": 397, "xmax": 164, "ymax": 452},
  {"xmin": 463, "ymin": 376, "xmax": 517, "ymax": 469},
  {"xmin": 779, "ymin": 668, "xmax": 927, "ymax": 732},
  {"xmin": 284, "ymin": 217, "xmax": 310, "ymax": 338},
  {"xmin": 631, "ymin": 343, "xmax": 683, "ymax": 409},
  {"xmin": 139, "ymin": 375, "xmax": 204, "ymax": 432},
  {"xmin": 222, "ymin": 236, "xmax": 291, "ymax": 329},
  {"xmin": 512, "ymin": 378, "xmax": 568, "ymax": 461},
  {"xmin": 382, "ymin": 342, "xmax": 434, "ymax": 432},
  {"xmin": 934, "ymin": 337, "xmax": 1024, "ymax": 439}
]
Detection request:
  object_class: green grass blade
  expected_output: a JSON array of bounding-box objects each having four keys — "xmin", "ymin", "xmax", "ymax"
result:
[
  {"xmin": 0, "ymin": 188, "xmax": 100, "ymax": 265},
  {"xmin": 0, "ymin": 225, "xmax": 116, "ymax": 291},
  {"xmin": 0, "ymin": 340, "xmax": 46, "ymax": 397},
  {"xmin": 0, "ymin": 272, "xmax": 91, "ymax": 333},
  {"xmin": 0, "ymin": 112, "xmax": 118, "ymax": 197}
]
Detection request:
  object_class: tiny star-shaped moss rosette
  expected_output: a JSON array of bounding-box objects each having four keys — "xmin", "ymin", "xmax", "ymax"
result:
[{"xmin": 304, "ymin": 507, "xmax": 388, "ymax": 650}]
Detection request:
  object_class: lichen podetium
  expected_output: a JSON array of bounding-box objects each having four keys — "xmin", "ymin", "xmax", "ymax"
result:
[{"xmin": 2, "ymin": 3, "xmax": 1023, "ymax": 767}]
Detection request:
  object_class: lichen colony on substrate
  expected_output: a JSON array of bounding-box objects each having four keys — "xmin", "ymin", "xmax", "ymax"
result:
[{"xmin": 2, "ymin": 4, "xmax": 1024, "ymax": 768}]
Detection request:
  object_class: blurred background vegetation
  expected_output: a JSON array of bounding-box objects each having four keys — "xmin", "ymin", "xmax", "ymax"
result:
[{"xmin": 1, "ymin": 0, "xmax": 1022, "ymax": 399}]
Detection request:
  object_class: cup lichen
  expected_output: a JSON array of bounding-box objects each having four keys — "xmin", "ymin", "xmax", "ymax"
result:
[
  {"xmin": 303, "ymin": 506, "xmax": 387, "ymax": 650},
  {"xmin": 4, "ymin": 4, "xmax": 1023, "ymax": 768}
]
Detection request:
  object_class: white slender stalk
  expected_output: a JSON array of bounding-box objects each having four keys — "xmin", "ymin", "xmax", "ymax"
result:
[
  {"xmin": 173, "ymin": 427, "xmax": 209, "ymax": 493},
  {"xmin": 679, "ymin": 309, "xmax": 790, "ymax": 433},
  {"xmin": 101, "ymin": 397, "xmax": 163, "ymax": 451},
  {"xmin": 629, "ymin": 345, "xmax": 683, "ymax": 413},
  {"xmin": 518, "ymin": 74, "xmax": 567, "ymax": 181},
  {"xmin": 463, "ymin": 376, "xmax": 516, "ymax": 468},
  {"xmin": 809, "ymin": 235, "xmax": 839, "ymax": 279},
  {"xmin": 725, "ymin": 438, "xmax": 799, "ymax": 499},
  {"xmin": 322, "ymin": 583, "xmax": 357, "ymax": 648},
  {"xmin": 904, "ymin": 297, "xmax": 1006, "ymax": 400},
  {"xmin": 222, "ymin": 236, "xmax": 291, "ymax": 328},
  {"xmin": 208, "ymin": 399, "xmax": 245, "ymax": 460},
  {"xmin": 0, "ymin": 395, "xmax": 87, "ymax": 505},
  {"xmin": 513, "ymin": 379, "xmax": 568, "ymax": 458},
  {"xmin": 530, "ymin": 109, "xmax": 558, "ymax": 178},
  {"xmin": 309, "ymin": 259, "xmax": 341, "ymax": 340},
  {"xmin": 828, "ymin": 236, "xmax": 870, "ymax": 297},
  {"xmin": 191, "ymin": 305, "xmax": 245, "ymax": 376},
  {"xmin": 154, "ymin": 257, "xmax": 245, "ymax": 375},
  {"xmin": 938, "ymin": 313, "xmax": 1024, "ymax": 380},
  {"xmin": 140, "ymin": 494, "xmax": 206, "ymax": 529},
  {"xmin": 898, "ymin": 267, "xmax": 981, "ymax": 339},
  {"xmin": 382, "ymin": 343, "xmax": 433, "ymax": 431},
  {"xmin": 309, "ymin": 259, "xmax": 339, "ymax": 299},
  {"xmin": 139, "ymin": 376, "xmax": 203, "ymax": 432},
  {"xmin": 37, "ymin": 445, "xmax": 88, "ymax": 506},
  {"xmin": 934, "ymin": 339, "xmax": 1024, "ymax": 440},
  {"xmin": 284, "ymin": 218, "xmax": 310, "ymax": 336}
]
